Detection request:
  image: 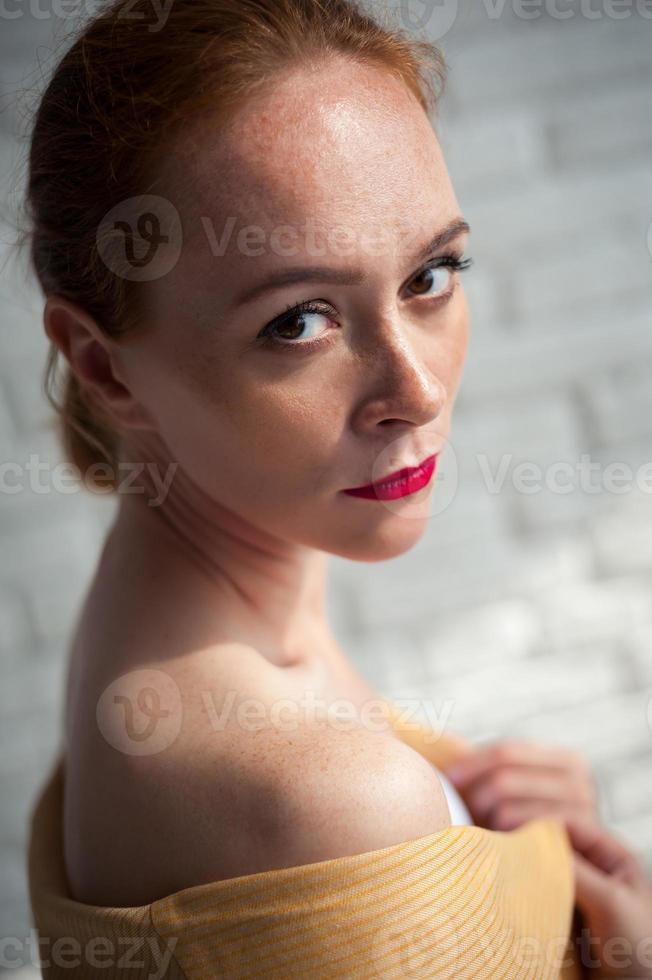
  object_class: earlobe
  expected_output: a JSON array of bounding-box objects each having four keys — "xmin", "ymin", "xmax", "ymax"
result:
[{"xmin": 43, "ymin": 295, "xmax": 155, "ymax": 432}]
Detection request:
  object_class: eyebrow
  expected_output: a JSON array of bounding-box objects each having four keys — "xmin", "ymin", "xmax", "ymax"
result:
[{"xmin": 229, "ymin": 217, "xmax": 471, "ymax": 310}]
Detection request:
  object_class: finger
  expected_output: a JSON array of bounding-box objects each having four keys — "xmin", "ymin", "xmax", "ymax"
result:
[
  {"xmin": 463, "ymin": 769, "xmax": 568, "ymax": 821},
  {"xmin": 445, "ymin": 740, "xmax": 579, "ymax": 787},
  {"xmin": 572, "ymin": 849, "xmax": 616, "ymax": 915},
  {"xmin": 456, "ymin": 763, "xmax": 596, "ymax": 823},
  {"xmin": 563, "ymin": 817, "xmax": 637, "ymax": 874},
  {"xmin": 483, "ymin": 798, "xmax": 571, "ymax": 831},
  {"xmin": 487, "ymin": 798, "xmax": 602, "ymax": 832}
]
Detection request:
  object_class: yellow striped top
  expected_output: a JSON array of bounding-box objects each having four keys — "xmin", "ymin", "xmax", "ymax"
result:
[{"xmin": 27, "ymin": 700, "xmax": 583, "ymax": 978}]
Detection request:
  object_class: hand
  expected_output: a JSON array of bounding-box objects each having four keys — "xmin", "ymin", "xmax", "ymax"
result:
[
  {"xmin": 564, "ymin": 815, "xmax": 652, "ymax": 979},
  {"xmin": 442, "ymin": 738, "xmax": 599, "ymax": 831}
]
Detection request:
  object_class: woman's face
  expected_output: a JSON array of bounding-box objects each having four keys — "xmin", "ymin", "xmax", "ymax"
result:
[{"xmin": 120, "ymin": 58, "xmax": 471, "ymax": 561}]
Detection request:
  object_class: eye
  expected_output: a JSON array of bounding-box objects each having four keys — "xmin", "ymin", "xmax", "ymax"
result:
[
  {"xmin": 256, "ymin": 299, "xmax": 338, "ymax": 352},
  {"xmin": 407, "ymin": 254, "xmax": 473, "ymax": 299},
  {"xmin": 255, "ymin": 254, "xmax": 474, "ymax": 354}
]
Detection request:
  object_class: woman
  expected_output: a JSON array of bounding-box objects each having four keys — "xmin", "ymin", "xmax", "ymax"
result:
[{"xmin": 23, "ymin": 0, "xmax": 652, "ymax": 976}]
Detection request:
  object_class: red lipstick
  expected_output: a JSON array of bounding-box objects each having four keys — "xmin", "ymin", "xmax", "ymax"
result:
[{"xmin": 343, "ymin": 454, "xmax": 439, "ymax": 501}]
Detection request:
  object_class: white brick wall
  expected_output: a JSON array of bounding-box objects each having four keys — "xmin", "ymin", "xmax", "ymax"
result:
[
  {"xmin": 547, "ymin": 84, "xmax": 652, "ymax": 168},
  {"xmin": 444, "ymin": 15, "xmax": 652, "ymax": 111},
  {"xmin": 1, "ymin": 3, "xmax": 652, "ymax": 970}
]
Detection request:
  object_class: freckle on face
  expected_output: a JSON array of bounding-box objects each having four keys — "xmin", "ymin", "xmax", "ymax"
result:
[
  {"xmin": 170, "ymin": 60, "xmax": 460, "ymax": 273},
  {"xmin": 133, "ymin": 59, "xmax": 468, "ymax": 561}
]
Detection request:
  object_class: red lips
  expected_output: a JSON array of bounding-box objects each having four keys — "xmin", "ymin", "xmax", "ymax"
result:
[{"xmin": 343, "ymin": 454, "xmax": 439, "ymax": 501}]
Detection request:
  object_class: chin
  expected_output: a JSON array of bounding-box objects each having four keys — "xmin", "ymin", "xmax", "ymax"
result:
[{"xmin": 326, "ymin": 510, "xmax": 430, "ymax": 563}]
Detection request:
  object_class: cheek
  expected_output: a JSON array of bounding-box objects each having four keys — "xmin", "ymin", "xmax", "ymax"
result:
[
  {"xmin": 163, "ymin": 355, "xmax": 344, "ymax": 499},
  {"xmin": 226, "ymin": 375, "xmax": 344, "ymax": 483},
  {"xmin": 445, "ymin": 292, "xmax": 470, "ymax": 390}
]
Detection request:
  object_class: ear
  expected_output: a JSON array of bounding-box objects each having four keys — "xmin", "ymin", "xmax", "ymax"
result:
[{"xmin": 43, "ymin": 295, "xmax": 155, "ymax": 432}]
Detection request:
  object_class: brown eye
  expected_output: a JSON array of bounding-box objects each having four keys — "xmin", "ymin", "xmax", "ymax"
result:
[
  {"xmin": 407, "ymin": 255, "xmax": 474, "ymax": 300},
  {"xmin": 257, "ymin": 300, "xmax": 338, "ymax": 353},
  {"xmin": 409, "ymin": 264, "xmax": 454, "ymax": 297},
  {"xmin": 274, "ymin": 314, "xmax": 309, "ymax": 341}
]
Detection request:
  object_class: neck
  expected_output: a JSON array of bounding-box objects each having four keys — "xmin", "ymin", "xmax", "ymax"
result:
[{"xmin": 109, "ymin": 435, "xmax": 335, "ymax": 668}]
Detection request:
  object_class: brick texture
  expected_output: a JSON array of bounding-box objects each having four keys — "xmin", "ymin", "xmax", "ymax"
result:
[{"xmin": 1, "ymin": 3, "xmax": 652, "ymax": 969}]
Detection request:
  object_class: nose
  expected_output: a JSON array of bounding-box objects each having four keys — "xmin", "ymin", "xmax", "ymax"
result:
[{"xmin": 350, "ymin": 319, "xmax": 447, "ymax": 433}]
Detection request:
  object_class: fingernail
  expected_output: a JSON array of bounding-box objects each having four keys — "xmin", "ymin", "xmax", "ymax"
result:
[{"xmin": 446, "ymin": 765, "xmax": 464, "ymax": 784}]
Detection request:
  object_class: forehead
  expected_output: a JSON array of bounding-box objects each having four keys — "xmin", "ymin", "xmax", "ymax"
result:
[{"xmin": 169, "ymin": 59, "xmax": 456, "ymax": 262}]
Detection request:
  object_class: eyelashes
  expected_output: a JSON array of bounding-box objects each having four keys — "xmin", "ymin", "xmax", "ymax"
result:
[
  {"xmin": 257, "ymin": 298, "xmax": 335, "ymax": 352},
  {"xmin": 255, "ymin": 252, "xmax": 474, "ymax": 354},
  {"xmin": 410, "ymin": 254, "xmax": 473, "ymax": 295}
]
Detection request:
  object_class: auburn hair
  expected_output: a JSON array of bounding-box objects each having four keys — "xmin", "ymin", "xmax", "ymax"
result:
[{"xmin": 19, "ymin": 0, "xmax": 447, "ymax": 491}]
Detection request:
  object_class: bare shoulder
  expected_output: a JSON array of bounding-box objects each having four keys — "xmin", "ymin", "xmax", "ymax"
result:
[
  {"xmin": 65, "ymin": 644, "xmax": 451, "ymax": 906},
  {"xmin": 244, "ymin": 719, "xmax": 454, "ymax": 869}
]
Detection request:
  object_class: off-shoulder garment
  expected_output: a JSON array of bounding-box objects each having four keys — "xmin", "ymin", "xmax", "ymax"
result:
[{"xmin": 27, "ymin": 700, "xmax": 583, "ymax": 978}]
